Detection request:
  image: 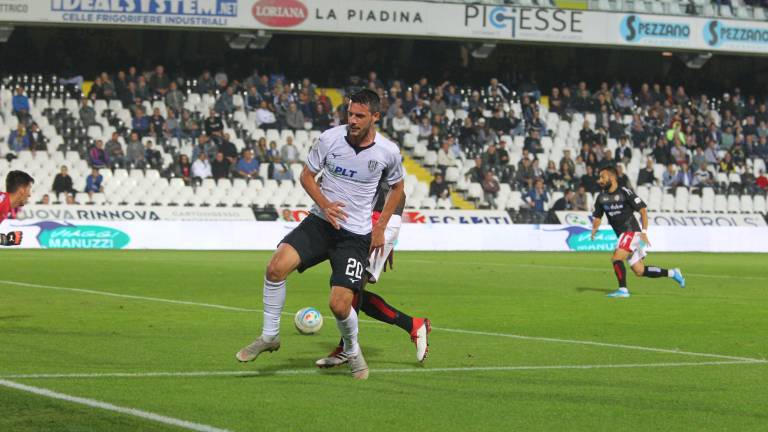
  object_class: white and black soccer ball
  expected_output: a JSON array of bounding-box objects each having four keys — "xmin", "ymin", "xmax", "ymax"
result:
[{"xmin": 294, "ymin": 307, "xmax": 323, "ymax": 335}]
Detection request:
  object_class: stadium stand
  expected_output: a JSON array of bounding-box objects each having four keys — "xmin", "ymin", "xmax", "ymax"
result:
[{"xmin": 0, "ymin": 69, "xmax": 766, "ymax": 223}]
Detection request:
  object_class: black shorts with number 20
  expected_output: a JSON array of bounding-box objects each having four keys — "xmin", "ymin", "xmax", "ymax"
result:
[{"xmin": 280, "ymin": 214, "xmax": 371, "ymax": 292}]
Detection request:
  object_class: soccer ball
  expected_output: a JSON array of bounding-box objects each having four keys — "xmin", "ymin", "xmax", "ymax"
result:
[{"xmin": 294, "ymin": 307, "xmax": 323, "ymax": 335}]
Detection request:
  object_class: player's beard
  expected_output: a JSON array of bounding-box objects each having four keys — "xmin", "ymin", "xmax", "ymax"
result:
[{"xmin": 600, "ymin": 181, "xmax": 613, "ymax": 192}]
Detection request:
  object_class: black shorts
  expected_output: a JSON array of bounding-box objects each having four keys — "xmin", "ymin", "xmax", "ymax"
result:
[{"xmin": 280, "ymin": 214, "xmax": 371, "ymax": 292}]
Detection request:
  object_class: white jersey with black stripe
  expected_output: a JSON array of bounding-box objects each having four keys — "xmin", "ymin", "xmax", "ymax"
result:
[{"xmin": 307, "ymin": 125, "xmax": 404, "ymax": 235}]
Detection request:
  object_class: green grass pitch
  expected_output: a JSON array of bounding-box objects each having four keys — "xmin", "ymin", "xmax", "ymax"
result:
[{"xmin": 1, "ymin": 250, "xmax": 766, "ymax": 431}]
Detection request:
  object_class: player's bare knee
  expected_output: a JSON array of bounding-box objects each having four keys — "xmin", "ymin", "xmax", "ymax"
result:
[
  {"xmin": 328, "ymin": 297, "xmax": 350, "ymax": 319},
  {"xmin": 632, "ymin": 266, "xmax": 644, "ymax": 277},
  {"xmin": 265, "ymin": 260, "xmax": 287, "ymax": 282}
]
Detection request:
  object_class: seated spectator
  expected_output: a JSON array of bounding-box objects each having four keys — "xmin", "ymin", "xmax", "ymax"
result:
[
  {"xmin": 180, "ymin": 109, "xmax": 201, "ymax": 140},
  {"xmin": 204, "ymin": 108, "xmax": 224, "ymax": 137},
  {"xmin": 616, "ymin": 136, "xmax": 632, "ymax": 164},
  {"xmin": 544, "ymin": 160, "xmax": 560, "ymax": 190},
  {"xmin": 691, "ymin": 147, "xmax": 707, "ymax": 171},
  {"xmin": 52, "ymin": 165, "xmax": 76, "ymax": 199},
  {"xmin": 197, "ymin": 69, "xmax": 217, "ymax": 94},
  {"xmin": 285, "ymin": 102, "xmax": 305, "ymax": 131},
  {"xmin": 580, "ymin": 165, "xmax": 599, "ymax": 193},
  {"xmin": 192, "ymin": 134, "xmax": 217, "ymax": 162},
  {"xmin": 437, "ymin": 140, "xmax": 455, "ymax": 176},
  {"xmin": 496, "ymin": 140, "xmax": 510, "ymax": 166},
  {"xmin": 662, "ymin": 164, "xmax": 678, "ymax": 188},
  {"xmin": 417, "ymin": 117, "xmax": 432, "ymax": 141},
  {"xmin": 173, "ymin": 154, "xmax": 192, "ymax": 185},
  {"xmin": 756, "ymin": 169, "xmax": 768, "ymax": 192},
  {"xmin": 391, "ymin": 107, "xmax": 411, "ymax": 143},
  {"xmin": 281, "ymin": 136, "xmax": 300, "ymax": 164},
  {"xmin": 573, "ymin": 185, "xmax": 589, "ymax": 211},
  {"xmin": 525, "ymin": 179, "xmax": 548, "ymax": 219},
  {"xmin": 466, "ymin": 157, "xmax": 485, "ymax": 184},
  {"xmin": 8, "ymin": 123, "xmax": 31, "ymax": 153},
  {"xmin": 145, "ymin": 140, "xmax": 162, "ymax": 169},
  {"xmin": 313, "ymin": 104, "xmax": 333, "ymax": 131},
  {"xmin": 211, "ymin": 151, "xmax": 231, "ymax": 180},
  {"xmin": 550, "ymin": 188, "xmax": 574, "ymax": 212},
  {"xmin": 429, "ymin": 173, "xmax": 450, "ymax": 199},
  {"xmin": 719, "ymin": 152, "xmax": 737, "ymax": 173},
  {"xmin": 132, "ymin": 107, "xmax": 150, "ymax": 137},
  {"xmin": 255, "ymin": 138, "xmax": 269, "ymax": 163},
  {"xmin": 105, "ymin": 132, "xmax": 126, "ymax": 168},
  {"xmin": 255, "ymin": 101, "xmax": 278, "ymax": 129},
  {"xmin": 65, "ymin": 193, "xmax": 76, "ymax": 205},
  {"xmin": 165, "ymin": 81, "xmax": 185, "ymax": 113},
  {"xmin": 219, "ymin": 132, "xmax": 239, "ymax": 164},
  {"xmin": 267, "ymin": 141, "xmax": 280, "ymax": 160},
  {"xmin": 670, "ymin": 139, "xmax": 687, "ymax": 166},
  {"xmin": 89, "ymin": 140, "xmax": 109, "ymax": 168},
  {"xmin": 149, "ymin": 108, "xmax": 165, "ymax": 140},
  {"xmin": 482, "ymin": 171, "xmax": 501, "ymax": 209},
  {"xmin": 165, "ymin": 108, "xmax": 181, "ymax": 139},
  {"xmin": 235, "ymin": 149, "xmax": 260, "ymax": 180},
  {"xmin": 616, "ymin": 165, "xmax": 632, "ymax": 189},
  {"xmin": 28, "ymin": 123, "xmax": 47, "ymax": 153},
  {"xmin": 269, "ymin": 155, "xmax": 293, "ymax": 182},
  {"xmin": 574, "ymin": 154, "xmax": 586, "ymax": 179},
  {"xmin": 524, "ymin": 129, "xmax": 544, "ymax": 154},
  {"xmin": 516, "ymin": 157, "xmax": 535, "ymax": 190},
  {"xmin": 84, "ymin": 168, "xmax": 104, "ymax": 199},
  {"xmin": 693, "ymin": 164, "xmax": 715, "ymax": 189},
  {"xmin": 704, "ymin": 139, "xmax": 719, "ymax": 165},
  {"xmin": 637, "ymin": 158, "xmax": 656, "ymax": 186},
  {"xmin": 79, "ymin": 99, "xmax": 98, "ymax": 128},
  {"xmin": 38, "ymin": 194, "xmax": 51, "ymax": 205},
  {"xmin": 191, "ymin": 152, "xmax": 212, "ymax": 182},
  {"xmin": 483, "ymin": 143, "xmax": 500, "ymax": 168},
  {"xmin": 149, "ymin": 65, "xmax": 170, "ymax": 96},
  {"xmin": 126, "ymin": 132, "xmax": 146, "ymax": 168},
  {"xmin": 214, "ymin": 86, "xmax": 237, "ymax": 116},
  {"xmin": 12, "ymin": 86, "xmax": 30, "ymax": 121}
]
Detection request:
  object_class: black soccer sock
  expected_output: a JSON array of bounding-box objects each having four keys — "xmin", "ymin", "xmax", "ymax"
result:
[
  {"xmin": 360, "ymin": 290, "xmax": 414, "ymax": 334},
  {"xmin": 612, "ymin": 260, "xmax": 627, "ymax": 288},
  {"xmin": 642, "ymin": 266, "xmax": 670, "ymax": 278}
]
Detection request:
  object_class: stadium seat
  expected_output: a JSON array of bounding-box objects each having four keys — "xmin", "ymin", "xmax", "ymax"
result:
[
  {"xmin": 753, "ymin": 195, "xmax": 767, "ymax": 214},
  {"xmin": 687, "ymin": 194, "xmax": 701, "ymax": 213},
  {"xmin": 740, "ymin": 195, "xmax": 754, "ymax": 213},
  {"xmin": 726, "ymin": 195, "xmax": 740, "ymax": 213},
  {"xmin": 714, "ymin": 195, "xmax": 728, "ymax": 213},
  {"xmin": 661, "ymin": 193, "xmax": 676, "ymax": 212}
]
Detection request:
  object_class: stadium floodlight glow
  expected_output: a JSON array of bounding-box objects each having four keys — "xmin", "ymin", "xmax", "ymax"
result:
[
  {"xmin": 661, "ymin": 51, "xmax": 673, "ymax": 57},
  {"xmin": 0, "ymin": 25, "xmax": 14, "ymax": 43},
  {"xmin": 226, "ymin": 30, "xmax": 272, "ymax": 50},
  {"xmin": 471, "ymin": 43, "xmax": 497, "ymax": 59}
]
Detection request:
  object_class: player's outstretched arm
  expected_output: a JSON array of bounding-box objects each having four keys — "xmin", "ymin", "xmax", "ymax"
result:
[
  {"xmin": 590, "ymin": 217, "xmax": 601, "ymax": 241},
  {"xmin": 299, "ymin": 165, "xmax": 347, "ymax": 229},
  {"xmin": 0, "ymin": 231, "xmax": 23, "ymax": 246},
  {"xmin": 639, "ymin": 208, "xmax": 651, "ymax": 246}
]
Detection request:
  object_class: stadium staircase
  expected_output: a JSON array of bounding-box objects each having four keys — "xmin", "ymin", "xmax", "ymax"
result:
[{"xmin": 402, "ymin": 154, "xmax": 475, "ymax": 210}]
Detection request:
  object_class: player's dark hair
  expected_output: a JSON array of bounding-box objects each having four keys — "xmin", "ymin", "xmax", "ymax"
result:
[
  {"xmin": 6, "ymin": 170, "xmax": 34, "ymax": 193},
  {"xmin": 350, "ymin": 89, "xmax": 381, "ymax": 115},
  {"xmin": 599, "ymin": 165, "xmax": 619, "ymax": 178}
]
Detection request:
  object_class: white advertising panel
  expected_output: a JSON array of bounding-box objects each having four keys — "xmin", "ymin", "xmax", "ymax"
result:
[
  {"xmin": 1, "ymin": 1, "xmax": 767, "ymax": 55},
  {"xmin": 3, "ymin": 219, "xmax": 767, "ymax": 252},
  {"xmin": 556, "ymin": 211, "xmax": 767, "ymax": 228}
]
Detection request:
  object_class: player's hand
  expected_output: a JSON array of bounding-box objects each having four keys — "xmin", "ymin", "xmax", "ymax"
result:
[
  {"xmin": 0, "ymin": 231, "xmax": 22, "ymax": 246},
  {"xmin": 369, "ymin": 225, "xmax": 386, "ymax": 257},
  {"xmin": 322, "ymin": 201, "xmax": 347, "ymax": 230},
  {"xmin": 640, "ymin": 232, "xmax": 651, "ymax": 247}
]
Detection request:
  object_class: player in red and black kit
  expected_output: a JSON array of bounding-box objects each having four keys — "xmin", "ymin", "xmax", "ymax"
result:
[
  {"xmin": 316, "ymin": 176, "xmax": 431, "ymax": 367},
  {"xmin": 590, "ymin": 166, "xmax": 685, "ymax": 298},
  {"xmin": 0, "ymin": 171, "xmax": 34, "ymax": 246}
]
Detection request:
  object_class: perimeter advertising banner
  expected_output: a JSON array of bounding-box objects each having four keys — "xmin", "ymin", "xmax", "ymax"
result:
[
  {"xmin": 555, "ymin": 211, "xmax": 767, "ymax": 227},
  {"xmin": 278, "ymin": 208, "xmax": 513, "ymax": 224},
  {"xmin": 3, "ymin": 219, "xmax": 767, "ymax": 252},
  {"xmin": 2, "ymin": 1, "xmax": 768, "ymax": 55}
]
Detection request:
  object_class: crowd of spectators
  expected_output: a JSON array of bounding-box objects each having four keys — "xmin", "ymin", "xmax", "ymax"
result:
[{"xmin": 6, "ymin": 65, "xmax": 768, "ymax": 215}]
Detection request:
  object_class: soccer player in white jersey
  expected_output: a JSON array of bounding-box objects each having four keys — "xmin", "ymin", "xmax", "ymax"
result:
[{"xmin": 236, "ymin": 90, "xmax": 405, "ymax": 380}]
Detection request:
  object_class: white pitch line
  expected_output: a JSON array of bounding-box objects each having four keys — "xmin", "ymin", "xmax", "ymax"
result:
[
  {"xmin": 1, "ymin": 279, "xmax": 764, "ymax": 363},
  {"xmin": 0, "ymin": 379, "xmax": 231, "ymax": 432},
  {"xmin": 400, "ymin": 259, "xmax": 768, "ymax": 281},
  {"xmin": 1, "ymin": 360, "xmax": 764, "ymax": 380}
]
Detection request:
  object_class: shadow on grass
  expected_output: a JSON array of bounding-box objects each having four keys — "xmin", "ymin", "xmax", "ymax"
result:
[{"xmin": 576, "ymin": 287, "xmax": 614, "ymax": 294}]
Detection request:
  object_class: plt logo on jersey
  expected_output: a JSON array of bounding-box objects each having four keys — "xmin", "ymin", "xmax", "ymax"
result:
[{"xmin": 325, "ymin": 162, "xmax": 358, "ymax": 179}]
